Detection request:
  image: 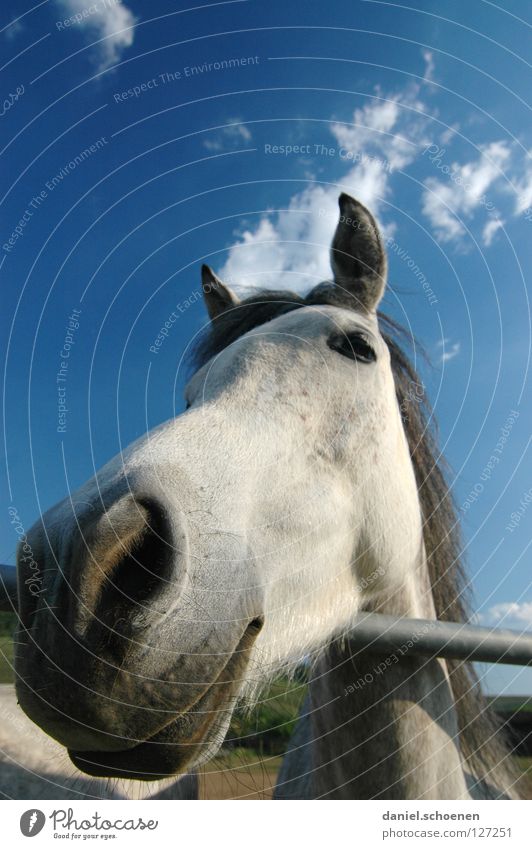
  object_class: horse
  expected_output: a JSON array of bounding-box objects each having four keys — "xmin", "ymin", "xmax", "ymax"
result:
[{"xmin": 13, "ymin": 193, "xmax": 526, "ymax": 799}]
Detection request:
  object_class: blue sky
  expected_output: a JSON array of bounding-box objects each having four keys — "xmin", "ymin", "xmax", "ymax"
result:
[{"xmin": 1, "ymin": 0, "xmax": 531, "ymax": 694}]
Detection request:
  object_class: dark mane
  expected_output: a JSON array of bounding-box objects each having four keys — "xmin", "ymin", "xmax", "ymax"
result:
[
  {"xmin": 383, "ymin": 328, "xmax": 524, "ymax": 797},
  {"xmin": 190, "ymin": 288, "xmax": 525, "ymax": 797}
]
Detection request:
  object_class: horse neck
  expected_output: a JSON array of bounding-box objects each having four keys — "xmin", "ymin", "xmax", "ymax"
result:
[{"xmin": 307, "ymin": 547, "xmax": 471, "ymax": 799}]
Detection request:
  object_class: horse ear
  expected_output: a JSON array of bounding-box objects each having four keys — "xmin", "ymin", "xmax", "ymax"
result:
[
  {"xmin": 330, "ymin": 193, "xmax": 387, "ymax": 312},
  {"xmin": 201, "ymin": 265, "xmax": 240, "ymax": 320}
]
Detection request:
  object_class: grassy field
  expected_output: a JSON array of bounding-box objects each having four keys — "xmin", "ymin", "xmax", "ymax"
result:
[{"xmin": 226, "ymin": 676, "xmax": 306, "ymax": 754}]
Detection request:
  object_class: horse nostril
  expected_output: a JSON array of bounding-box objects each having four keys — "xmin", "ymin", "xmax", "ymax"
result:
[
  {"xmin": 98, "ymin": 497, "xmax": 178, "ymax": 622},
  {"xmin": 73, "ymin": 495, "xmax": 182, "ymax": 635}
]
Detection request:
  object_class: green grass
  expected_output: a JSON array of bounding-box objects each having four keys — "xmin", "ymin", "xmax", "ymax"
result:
[
  {"xmin": 226, "ymin": 676, "xmax": 307, "ymax": 754},
  {"xmin": 0, "ymin": 636, "xmax": 15, "ymax": 684},
  {"xmin": 0, "ymin": 613, "xmax": 17, "ymax": 683}
]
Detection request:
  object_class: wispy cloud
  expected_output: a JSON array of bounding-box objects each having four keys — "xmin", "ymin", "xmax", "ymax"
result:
[
  {"xmin": 56, "ymin": 0, "xmax": 136, "ymax": 72},
  {"xmin": 478, "ymin": 602, "xmax": 532, "ymax": 632},
  {"xmin": 330, "ymin": 91, "xmax": 427, "ymax": 173},
  {"xmin": 4, "ymin": 19, "xmax": 25, "ymax": 41},
  {"xmin": 513, "ymin": 155, "xmax": 532, "ymax": 214},
  {"xmin": 203, "ymin": 122, "xmax": 253, "ymax": 152},
  {"xmin": 483, "ymin": 218, "xmax": 505, "ymax": 246},
  {"xmin": 422, "ymin": 49, "xmax": 435, "ymax": 82},
  {"xmin": 421, "ymin": 141, "xmax": 510, "ymax": 246},
  {"xmin": 440, "ymin": 123, "xmax": 461, "ymax": 145}
]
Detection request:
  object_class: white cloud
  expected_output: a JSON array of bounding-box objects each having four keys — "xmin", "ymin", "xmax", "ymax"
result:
[
  {"xmin": 56, "ymin": 0, "xmax": 136, "ymax": 71},
  {"xmin": 513, "ymin": 156, "xmax": 532, "ymax": 214},
  {"xmin": 483, "ymin": 218, "xmax": 504, "ymax": 246},
  {"xmin": 440, "ymin": 123, "xmax": 461, "ymax": 146},
  {"xmin": 330, "ymin": 89, "xmax": 428, "ymax": 172},
  {"xmin": 220, "ymin": 183, "xmax": 337, "ymax": 291},
  {"xmin": 421, "ymin": 141, "xmax": 511, "ymax": 245},
  {"xmin": 4, "ymin": 19, "xmax": 24, "ymax": 41},
  {"xmin": 479, "ymin": 602, "xmax": 532, "ymax": 633},
  {"xmin": 437, "ymin": 338, "xmax": 461, "ymax": 363},
  {"xmin": 423, "ymin": 50, "xmax": 435, "ymax": 82},
  {"xmin": 220, "ymin": 83, "xmax": 429, "ymax": 293},
  {"xmin": 203, "ymin": 122, "xmax": 253, "ymax": 152}
]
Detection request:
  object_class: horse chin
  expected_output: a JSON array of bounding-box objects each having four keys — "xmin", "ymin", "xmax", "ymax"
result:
[{"xmin": 68, "ymin": 619, "xmax": 263, "ymax": 781}]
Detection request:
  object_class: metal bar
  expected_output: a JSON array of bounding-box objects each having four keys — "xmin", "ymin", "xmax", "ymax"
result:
[
  {"xmin": 0, "ymin": 564, "xmax": 18, "ymax": 613},
  {"xmin": 350, "ymin": 613, "xmax": 532, "ymax": 666}
]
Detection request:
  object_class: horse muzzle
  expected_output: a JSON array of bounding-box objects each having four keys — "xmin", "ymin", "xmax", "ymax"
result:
[
  {"xmin": 14, "ymin": 482, "xmax": 263, "ymax": 778},
  {"xmin": 69, "ymin": 618, "xmax": 263, "ymax": 780}
]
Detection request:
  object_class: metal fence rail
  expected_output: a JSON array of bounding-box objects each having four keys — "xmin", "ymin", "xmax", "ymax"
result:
[
  {"xmin": 350, "ymin": 613, "xmax": 532, "ymax": 666},
  {"xmin": 2, "ymin": 564, "xmax": 532, "ymax": 666}
]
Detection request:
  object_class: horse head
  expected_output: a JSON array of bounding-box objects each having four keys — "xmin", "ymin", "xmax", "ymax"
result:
[{"xmin": 15, "ymin": 194, "xmax": 426, "ymax": 780}]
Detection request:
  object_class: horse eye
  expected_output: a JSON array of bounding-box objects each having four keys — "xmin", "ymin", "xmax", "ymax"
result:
[{"xmin": 327, "ymin": 332, "xmax": 377, "ymax": 364}]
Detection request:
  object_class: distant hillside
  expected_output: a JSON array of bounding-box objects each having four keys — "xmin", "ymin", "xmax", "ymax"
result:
[
  {"xmin": 488, "ymin": 696, "xmax": 532, "ymax": 757},
  {"xmin": 488, "ymin": 696, "xmax": 532, "ymax": 714},
  {"xmin": 0, "ymin": 611, "xmax": 17, "ymax": 637}
]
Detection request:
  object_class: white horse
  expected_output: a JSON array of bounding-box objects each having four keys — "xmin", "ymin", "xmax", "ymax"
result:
[{"xmin": 14, "ymin": 194, "xmax": 525, "ymax": 799}]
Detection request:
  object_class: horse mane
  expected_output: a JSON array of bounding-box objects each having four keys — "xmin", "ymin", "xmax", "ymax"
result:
[
  {"xmin": 190, "ymin": 288, "xmax": 526, "ymax": 798},
  {"xmin": 381, "ymin": 319, "xmax": 526, "ymax": 798}
]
